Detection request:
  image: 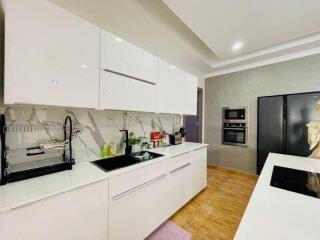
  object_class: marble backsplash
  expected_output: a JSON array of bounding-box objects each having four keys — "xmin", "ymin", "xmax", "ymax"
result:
[{"xmin": 0, "ymin": 106, "xmax": 181, "ymax": 163}]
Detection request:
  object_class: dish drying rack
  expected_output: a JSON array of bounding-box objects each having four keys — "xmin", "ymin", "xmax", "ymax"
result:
[{"xmin": 0, "ymin": 114, "xmax": 75, "ymax": 185}]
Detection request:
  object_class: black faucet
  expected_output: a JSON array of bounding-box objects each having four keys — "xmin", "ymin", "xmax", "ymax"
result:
[{"xmin": 120, "ymin": 129, "xmax": 132, "ymax": 156}]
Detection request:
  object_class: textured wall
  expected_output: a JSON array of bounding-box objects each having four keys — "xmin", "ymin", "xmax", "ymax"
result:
[
  {"xmin": 0, "ymin": 106, "xmax": 181, "ymax": 165},
  {"xmin": 205, "ymin": 54, "xmax": 320, "ymax": 174}
]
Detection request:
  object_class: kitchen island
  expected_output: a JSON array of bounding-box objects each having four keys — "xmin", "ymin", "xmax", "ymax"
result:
[{"xmin": 235, "ymin": 153, "xmax": 320, "ymax": 240}]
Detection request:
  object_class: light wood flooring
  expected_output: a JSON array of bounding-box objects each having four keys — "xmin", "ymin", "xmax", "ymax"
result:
[{"xmin": 170, "ymin": 166, "xmax": 258, "ymax": 240}]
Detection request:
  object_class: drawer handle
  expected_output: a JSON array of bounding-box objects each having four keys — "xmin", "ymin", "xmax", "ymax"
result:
[
  {"xmin": 112, "ymin": 174, "xmax": 167, "ymax": 201},
  {"xmin": 170, "ymin": 163, "xmax": 191, "ymax": 174}
]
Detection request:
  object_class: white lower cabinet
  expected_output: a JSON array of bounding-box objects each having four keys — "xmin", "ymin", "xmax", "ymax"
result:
[
  {"xmin": 108, "ymin": 174, "xmax": 168, "ymax": 240},
  {"xmin": 190, "ymin": 148, "xmax": 208, "ymax": 196},
  {"xmin": 108, "ymin": 147, "xmax": 207, "ymax": 240},
  {"xmin": 166, "ymin": 153, "xmax": 193, "ymax": 215},
  {"xmin": 108, "ymin": 162, "xmax": 169, "ymax": 240},
  {"xmin": 0, "ymin": 147, "xmax": 207, "ymax": 240},
  {"xmin": 0, "ymin": 180, "xmax": 109, "ymax": 240}
]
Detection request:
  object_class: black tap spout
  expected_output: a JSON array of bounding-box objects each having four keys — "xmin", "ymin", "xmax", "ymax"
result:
[{"xmin": 120, "ymin": 129, "xmax": 132, "ymax": 156}]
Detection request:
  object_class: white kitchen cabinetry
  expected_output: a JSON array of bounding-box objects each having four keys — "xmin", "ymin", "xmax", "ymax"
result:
[
  {"xmin": 166, "ymin": 148, "xmax": 207, "ymax": 216},
  {"xmin": 108, "ymin": 161, "xmax": 169, "ymax": 240},
  {"xmin": 157, "ymin": 59, "xmax": 197, "ymax": 115},
  {"xmin": 100, "ymin": 71, "xmax": 157, "ymax": 112},
  {"xmin": 0, "ymin": 180, "xmax": 109, "ymax": 240},
  {"xmin": 166, "ymin": 153, "xmax": 193, "ymax": 215},
  {"xmin": 190, "ymin": 147, "xmax": 208, "ymax": 196},
  {"xmin": 180, "ymin": 71, "xmax": 198, "ymax": 116},
  {"xmin": 108, "ymin": 147, "xmax": 207, "ymax": 240},
  {"xmin": 4, "ymin": 0, "xmax": 100, "ymax": 108},
  {"xmin": 100, "ymin": 30, "xmax": 158, "ymax": 84}
]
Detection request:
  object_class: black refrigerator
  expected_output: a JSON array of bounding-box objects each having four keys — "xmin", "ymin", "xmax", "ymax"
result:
[{"xmin": 257, "ymin": 91, "xmax": 320, "ymax": 175}]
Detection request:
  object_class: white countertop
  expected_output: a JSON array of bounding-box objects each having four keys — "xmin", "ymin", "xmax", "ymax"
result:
[
  {"xmin": 235, "ymin": 153, "xmax": 320, "ymax": 240},
  {"xmin": 0, "ymin": 142, "xmax": 207, "ymax": 214}
]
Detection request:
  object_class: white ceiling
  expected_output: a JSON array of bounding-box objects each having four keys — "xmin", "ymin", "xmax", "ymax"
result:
[
  {"xmin": 51, "ymin": 0, "xmax": 320, "ymax": 78},
  {"xmin": 162, "ymin": 0, "xmax": 320, "ymax": 76},
  {"xmin": 163, "ymin": 0, "xmax": 320, "ymax": 59}
]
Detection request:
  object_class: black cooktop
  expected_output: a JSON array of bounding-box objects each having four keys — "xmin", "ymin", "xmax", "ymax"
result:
[{"xmin": 270, "ymin": 166, "xmax": 320, "ymax": 199}]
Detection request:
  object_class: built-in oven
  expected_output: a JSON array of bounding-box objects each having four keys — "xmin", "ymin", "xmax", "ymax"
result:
[
  {"xmin": 223, "ymin": 107, "xmax": 248, "ymax": 122},
  {"xmin": 222, "ymin": 122, "xmax": 248, "ymax": 146}
]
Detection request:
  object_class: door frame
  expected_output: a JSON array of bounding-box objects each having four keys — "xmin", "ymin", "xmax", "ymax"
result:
[{"xmin": 183, "ymin": 87, "xmax": 203, "ymax": 143}]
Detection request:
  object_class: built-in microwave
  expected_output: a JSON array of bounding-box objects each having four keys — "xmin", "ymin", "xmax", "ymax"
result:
[{"xmin": 223, "ymin": 107, "xmax": 248, "ymax": 122}]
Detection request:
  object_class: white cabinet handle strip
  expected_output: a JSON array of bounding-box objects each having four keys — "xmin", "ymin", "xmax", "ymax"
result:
[
  {"xmin": 170, "ymin": 163, "xmax": 191, "ymax": 174},
  {"xmin": 102, "ymin": 69, "xmax": 156, "ymax": 85},
  {"xmin": 112, "ymin": 174, "xmax": 167, "ymax": 200}
]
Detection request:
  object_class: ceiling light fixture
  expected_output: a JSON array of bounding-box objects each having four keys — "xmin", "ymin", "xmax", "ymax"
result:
[
  {"xmin": 232, "ymin": 41, "xmax": 243, "ymax": 51},
  {"xmin": 115, "ymin": 37, "xmax": 123, "ymax": 42},
  {"xmin": 171, "ymin": 65, "xmax": 176, "ymax": 69}
]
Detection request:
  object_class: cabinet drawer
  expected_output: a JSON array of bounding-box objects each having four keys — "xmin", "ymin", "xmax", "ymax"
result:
[
  {"xmin": 109, "ymin": 160, "xmax": 167, "ymax": 198},
  {"xmin": 109, "ymin": 172, "xmax": 167, "ymax": 240},
  {"xmin": 167, "ymin": 152, "xmax": 192, "ymax": 173}
]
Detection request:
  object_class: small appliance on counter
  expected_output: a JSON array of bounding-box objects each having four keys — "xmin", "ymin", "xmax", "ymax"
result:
[
  {"xmin": 169, "ymin": 132, "xmax": 182, "ymax": 145},
  {"xmin": 0, "ymin": 114, "xmax": 75, "ymax": 185},
  {"xmin": 150, "ymin": 131, "xmax": 161, "ymax": 148}
]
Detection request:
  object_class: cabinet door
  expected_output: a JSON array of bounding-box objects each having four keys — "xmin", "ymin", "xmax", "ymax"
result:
[
  {"xmin": 109, "ymin": 174, "xmax": 168, "ymax": 240},
  {"xmin": 4, "ymin": 0, "xmax": 100, "ymax": 108},
  {"xmin": 0, "ymin": 180, "xmax": 109, "ymax": 240},
  {"xmin": 100, "ymin": 30, "xmax": 157, "ymax": 83},
  {"xmin": 157, "ymin": 59, "xmax": 197, "ymax": 115},
  {"xmin": 166, "ymin": 153, "xmax": 193, "ymax": 215},
  {"xmin": 190, "ymin": 148, "xmax": 207, "ymax": 196},
  {"xmin": 100, "ymin": 71, "xmax": 157, "ymax": 112},
  {"xmin": 180, "ymin": 73, "xmax": 198, "ymax": 116}
]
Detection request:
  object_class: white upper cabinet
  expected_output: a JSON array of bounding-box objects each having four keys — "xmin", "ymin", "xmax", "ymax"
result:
[
  {"xmin": 179, "ymin": 70, "xmax": 198, "ymax": 115},
  {"xmin": 100, "ymin": 71, "xmax": 157, "ymax": 112},
  {"xmin": 100, "ymin": 30, "xmax": 158, "ymax": 84},
  {"xmin": 157, "ymin": 59, "xmax": 198, "ymax": 115},
  {"xmin": 4, "ymin": 0, "xmax": 100, "ymax": 108}
]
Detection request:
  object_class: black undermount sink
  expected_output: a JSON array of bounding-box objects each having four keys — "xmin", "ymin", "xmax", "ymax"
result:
[{"xmin": 92, "ymin": 151, "xmax": 163, "ymax": 172}]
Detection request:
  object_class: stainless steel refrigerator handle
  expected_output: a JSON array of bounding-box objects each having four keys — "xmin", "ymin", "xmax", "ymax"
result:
[
  {"xmin": 112, "ymin": 174, "xmax": 167, "ymax": 201},
  {"xmin": 170, "ymin": 162, "xmax": 191, "ymax": 174}
]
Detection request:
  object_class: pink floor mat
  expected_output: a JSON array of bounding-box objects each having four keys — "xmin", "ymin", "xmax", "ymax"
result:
[{"xmin": 145, "ymin": 221, "xmax": 191, "ymax": 240}]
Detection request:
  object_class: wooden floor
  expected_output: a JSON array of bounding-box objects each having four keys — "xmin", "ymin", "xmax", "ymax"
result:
[{"xmin": 170, "ymin": 166, "xmax": 258, "ymax": 240}]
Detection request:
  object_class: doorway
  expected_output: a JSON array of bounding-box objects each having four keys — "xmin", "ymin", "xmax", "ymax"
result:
[{"xmin": 184, "ymin": 88, "xmax": 203, "ymax": 143}]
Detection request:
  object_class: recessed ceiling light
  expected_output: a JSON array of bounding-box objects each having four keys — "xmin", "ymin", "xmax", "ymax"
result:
[
  {"xmin": 81, "ymin": 64, "xmax": 88, "ymax": 69},
  {"xmin": 232, "ymin": 41, "xmax": 243, "ymax": 51},
  {"xmin": 171, "ymin": 65, "xmax": 176, "ymax": 69},
  {"xmin": 115, "ymin": 37, "xmax": 123, "ymax": 42}
]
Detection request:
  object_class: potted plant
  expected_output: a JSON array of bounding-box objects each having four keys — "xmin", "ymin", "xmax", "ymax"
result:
[{"xmin": 128, "ymin": 132, "xmax": 142, "ymax": 152}]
